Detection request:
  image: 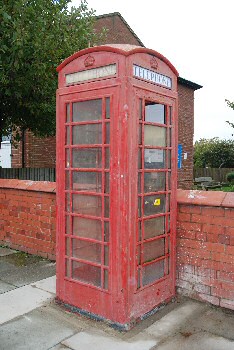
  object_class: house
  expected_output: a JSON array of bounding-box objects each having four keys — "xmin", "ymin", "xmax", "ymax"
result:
[{"xmin": 11, "ymin": 12, "xmax": 202, "ymax": 189}]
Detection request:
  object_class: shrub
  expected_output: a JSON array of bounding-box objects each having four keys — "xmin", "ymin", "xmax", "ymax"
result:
[{"xmin": 226, "ymin": 172, "xmax": 234, "ymax": 183}]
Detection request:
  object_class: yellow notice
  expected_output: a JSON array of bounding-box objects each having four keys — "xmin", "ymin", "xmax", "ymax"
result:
[{"xmin": 154, "ymin": 199, "xmax": 161, "ymax": 206}]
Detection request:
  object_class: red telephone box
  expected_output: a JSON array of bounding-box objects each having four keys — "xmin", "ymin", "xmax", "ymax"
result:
[{"xmin": 56, "ymin": 44, "xmax": 178, "ymax": 329}]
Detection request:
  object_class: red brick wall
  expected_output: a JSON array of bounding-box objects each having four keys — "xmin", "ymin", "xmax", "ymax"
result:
[
  {"xmin": 177, "ymin": 189, "xmax": 234, "ymax": 310},
  {"xmin": 0, "ymin": 179, "xmax": 56, "ymax": 260},
  {"xmin": 94, "ymin": 13, "xmax": 143, "ymax": 46},
  {"xmin": 12, "ymin": 131, "xmax": 56, "ymax": 168},
  {"xmin": 177, "ymin": 85, "xmax": 194, "ymax": 190}
]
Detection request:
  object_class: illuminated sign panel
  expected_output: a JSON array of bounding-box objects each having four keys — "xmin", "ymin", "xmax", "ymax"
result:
[
  {"xmin": 66, "ymin": 64, "xmax": 117, "ymax": 85},
  {"xmin": 133, "ymin": 64, "xmax": 172, "ymax": 89}
]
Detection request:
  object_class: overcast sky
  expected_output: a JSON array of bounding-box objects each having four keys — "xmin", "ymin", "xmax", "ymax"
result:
[{"xmin": 72, "ymin": 0, "xmax": 234, "ymax": 141}]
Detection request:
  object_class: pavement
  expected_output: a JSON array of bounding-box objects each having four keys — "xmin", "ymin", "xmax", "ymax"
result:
[{"xmin": 1, "ymin": 247, "xmax": 234, "ymax": 350}]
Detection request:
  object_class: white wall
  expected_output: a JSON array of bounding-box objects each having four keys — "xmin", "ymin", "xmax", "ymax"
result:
[{"xmin": 0, "ymin": 142, "xmax": 11, "ymax": 168}]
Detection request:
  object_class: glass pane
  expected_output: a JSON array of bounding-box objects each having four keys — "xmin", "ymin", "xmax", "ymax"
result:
[
  {"xmin": 138, "ymin": 221, "xmax": 142, "ymax": 240},
  {"xmin": 104, "ymin": 245, "xmax": 109, "ymax": 266},
  {"xmin": 104, "ymin": 222, "xmax": 110, "ymax": 242},
  {"xmin": 104, "ymin": 196, "xmax": 109, "ymax": 218},
  {"xmin": 65, "ymin": 259, "xmax": 70, "ymax": 277},
  {"xmin": 138, "ymin": 124, "xmax": 142, "ymax": 145},
  {"xmin": 139, "ymin": 99, "xmax": 143, "ymax": 120},
  {"xmin": 144, "ymin": 172, "xmax": 166, "ymax": 192},
  {"xmin": 144, "ymin": 194, "xmax": 166, "ymax": 216},
  {"xmin": 72, "ymin": 194, "xmax": 102, "ymax": 217},
  {"xmin": 168, "ymin": 128, "xmax": 172, "ymax": 147},
  {"xmin": 66, "ymin": 126, "xmax": 70, "ymax": 145},
  {"xmin": 66, "ymin": 215, "xmax": 71, "ymax": 235},
  {"xmin": 72, "ymin": 261, "xmax": 101, "ymax": 287},
  {"xmin": 66, "ymin": 104, "xmax": 70, "ymax": 123},
  {"xmin": 145, "ymin": 103, "xmax": 165, "ymax": 124},
  {"xmin": 144, "ymin": 149, "xmax": 165, "ymax": 169},
  {"xmin": 72, "ymin": 171, "xmax": 102, "ymax": 192},
  {"xmin": 66, "ymin": 149, "xmax": 70, "ymax": 168},
  {"xmin": 104, "ymin": 269, "xmax": 109, "ymax": 289},
  {"xmin": 72, "ymin": 148, "xmax": 102, "ymax": 168},
  {"xmin": 168, "ymin": 172, "xmax": 171, "ymax": 190},
  {"xmin": 72, "ymin": 124, "xmax": 102, "ymax": 145},
  {"xmin": 138, "ymin": 197, "xmax": 142, "ymax": 217},
  {"xmin": 105, "ymin": 148, "xmax": 110, "ymax": 169},
  {"xmin": 144, "ymin": 125, "xmax": 166, "ymax": 147},
  {"xmin": 138, "ymin": 173, "xmax": 142, "ymax": 193},
  {"xmin": 73, "ymin": 99, "xmax": 102, "ymax": 122},
  {"xmin": 105, "ymin": 173, "xmax": 109, "ymax": 193},
  {"xmin": 65, "ymin": 171, "xmax": 70, "ymax": 190},
  {"xmin": 168, "ymin": 150, "xmax": 171, "ymax": 169},
  {"xmin": 142, "ymin": 259, "xmax": 164, "ymax": 286},
  {"xmin": 73, "ymin": 217, "xmax": 102, "ymax": 240},
  {"xmin": 169, "ymin": 106, "xmax": 172, "ymax": 125},
  {"xmin": 105, "ymin": 97, "xmax": 110, "ymax": 119},
  {"xmin": 144, "ymin": 216, "xmax": 165, "ymax": 239},
  {"xmin": 143, "ymin": 238, "xmax": 165, "ymax": 263},
  {"xmin": 65, "ymin": 237, "xmax": 70, "ymax": 256},
  {"xmin": 138, "ymin": 149, "xmax": 142, "ymax": 169},
  {"xmin": 137, "ymin": 268, "xmax": 141, "ymax": 289},
  {"xmin": 105, "ymin": 123, "xmax": 110, "ymax": 144},
  {"xmin": 66, "ymin": 193, "xmax": 70, "ymax": 212},
  {"xmin": 72, "ymin": 239, "xmax": 101, "ymax": 263}
]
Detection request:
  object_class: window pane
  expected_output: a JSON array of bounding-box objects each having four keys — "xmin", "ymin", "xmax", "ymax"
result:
[
  {"xmin": 144, "ymin": 125, "xmax": 166, "ymax": 147},
  {"xmin": 144, "ymin": 194, "xmax": 166, "ymax": 216},
  {"xmin": 105, "ymin": 172, "xmax": 109, "ymax": 193},
  {"xmin": 72, "ymin": 261, "xmax": 101, "ymax": 287},
  {"xmin": 66, "ymin": 149, "xmax": 70, "ymax": 168},
  {"xmin": 104, "ymin": 196, "xmax": 109, "ymax": 218},
  {"xmin": 65, "ymin": 259, "xmax": 70, "ymax": 278},
  {"xmin": 72, "ymin": 148, "xmax": 102, "ymax": 168},
  {"xmin": 145, "ymin": 103, "xmax": 165, "ymax": 124},
  {"xmin": 142, "ymin": 259, "xmax": 164, "ymax": 286},
  {"xmin": 104, "ymin": 269, "xmax": 109, "ymax": 289},
  {"xmin": 73, "ymin": 217, "xmax": 102, "ymax": 240},
  {"xmin": 66, "ymin": 126, "xmax": 70, "ymax": 145},
  {"xmin": 143, "ymin": 238, "xmax": 165, "ymax": 263},
  {"xmin": 66, "ymin": 215, "xmax": 71, "ymax": 235},
  {"xmin": 73, "ymin": 99, "xmax": 102, "ymax": 122},
  {"xmin": 144, "ymin": 149, "xmax": 165, "ymax": 169},
  {"xmin": 65, "ymin": 171, "xmax": 70, "ymax": 190},
  {"xmin": 66, "ymin": 193, "xmax": 70, "ymax": 212},
  {"xmin": 105, "ymin": 148, "xmax": 110, "ymax": 169},
  {"xmin": 144, "ymin": 216, "xmax": 165, "ymax": 239},
  {"xmin": 72, "ymin": 124, "xmax": 102, "ymax": 145},
  {"xmin": 72, "ymin": 171, "xmax": 102, "ymax": 192},
  {"xmin": 72, "ymin": 239, "xmax": 101, "ymax": 263},
  {"xmin": 105, "ymin": 97, "xmax": 110, "ymax": 119},
  {"xmin": 66, "ymin": 104, "xmax": 70, "ymax": 123},
  {"xmin": 104, "ymin": 222, "xmax": 110, "ymax": 242},
  {"xmin": 72, "ymin": 194, "xmax": 102, "ymax": 216},
  {"xmin": 105, "ymin": 123, "xmax": 110, "ymax": 144},
  {"xmin": 66, "ymin": 237, "xmax": 70, "ymax": 256},
  {"xmin": 144, "ymin": 172, "xmax": 166, "ymax": 192}
]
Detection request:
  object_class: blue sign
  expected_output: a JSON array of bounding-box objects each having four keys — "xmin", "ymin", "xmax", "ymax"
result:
[{"xmin": 178, "ymin": 144, "xmax": 182, "ymax": 169}]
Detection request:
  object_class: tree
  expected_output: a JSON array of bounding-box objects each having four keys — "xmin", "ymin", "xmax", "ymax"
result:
[
  {"xmin": 226, "ymin": 99, "xmax": 234, "ymax": 129},
  {"xmin": 0, "ymin": 0, "xmax": 101, "ymax": 141},
  {"xmin": 194, "ymin": 138, "xmax": 234, "ymax": 168}
]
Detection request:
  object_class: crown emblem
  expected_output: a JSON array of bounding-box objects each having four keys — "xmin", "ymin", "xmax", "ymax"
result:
[
  {"xmin": 150, "ymin": 57, "xmax": 158, "ymax": 70},
  {"xmin": 84, "ymin": 55, "xmax": 95, "ymax": 67}
]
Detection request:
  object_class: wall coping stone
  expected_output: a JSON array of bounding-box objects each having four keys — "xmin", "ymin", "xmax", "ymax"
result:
[
  {"xmin": 177, "ymin": 189, "xmax": 234, "ymax": 208},
  {"xmin": 0, "ymin": 179, "xmax": 56, "ymax": 193},
  {"xmin": 0, "ymin": 180, "xmax": 233, "ymax": 207}
]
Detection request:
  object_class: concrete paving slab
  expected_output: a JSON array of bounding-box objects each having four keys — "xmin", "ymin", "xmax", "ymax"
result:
[
  {"xmin": 62, "ymin": 330, "xmax": 157, "ymax": 350},
  {"xmin": 145, "ymin": 301, "xmax": 205, "ymax": 340},
  {"xmin": 0, "ymin": 247, "xmax": 17, "ymax": 256},
  {"xmin": 1, "ymin": 261, "xmax": 56, "ymax": 287},
  {"xmin": 152, "ymin": 331, "xmax": 234, "ymax": 350},
  {"xmin": 0, "ymin": 280, "xmax": 16, "ymax": 294},
  {"xmin": 50, "ymin": 345, "xmax": 71, "ymax": 350},
  {"xmin": 32, "ymin": 275, "xmax": 56, "ymax": 294},
  {"xmin": 0, "ymin": 284, "xmax": 53, "ymax": 325},
  {"xmin": 0, "ymin": 307, "xmax": 77, "ymax": 350},
  {"xmin": 183, "ymin": 307, "xmax": 234, "ymax": 341}
]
